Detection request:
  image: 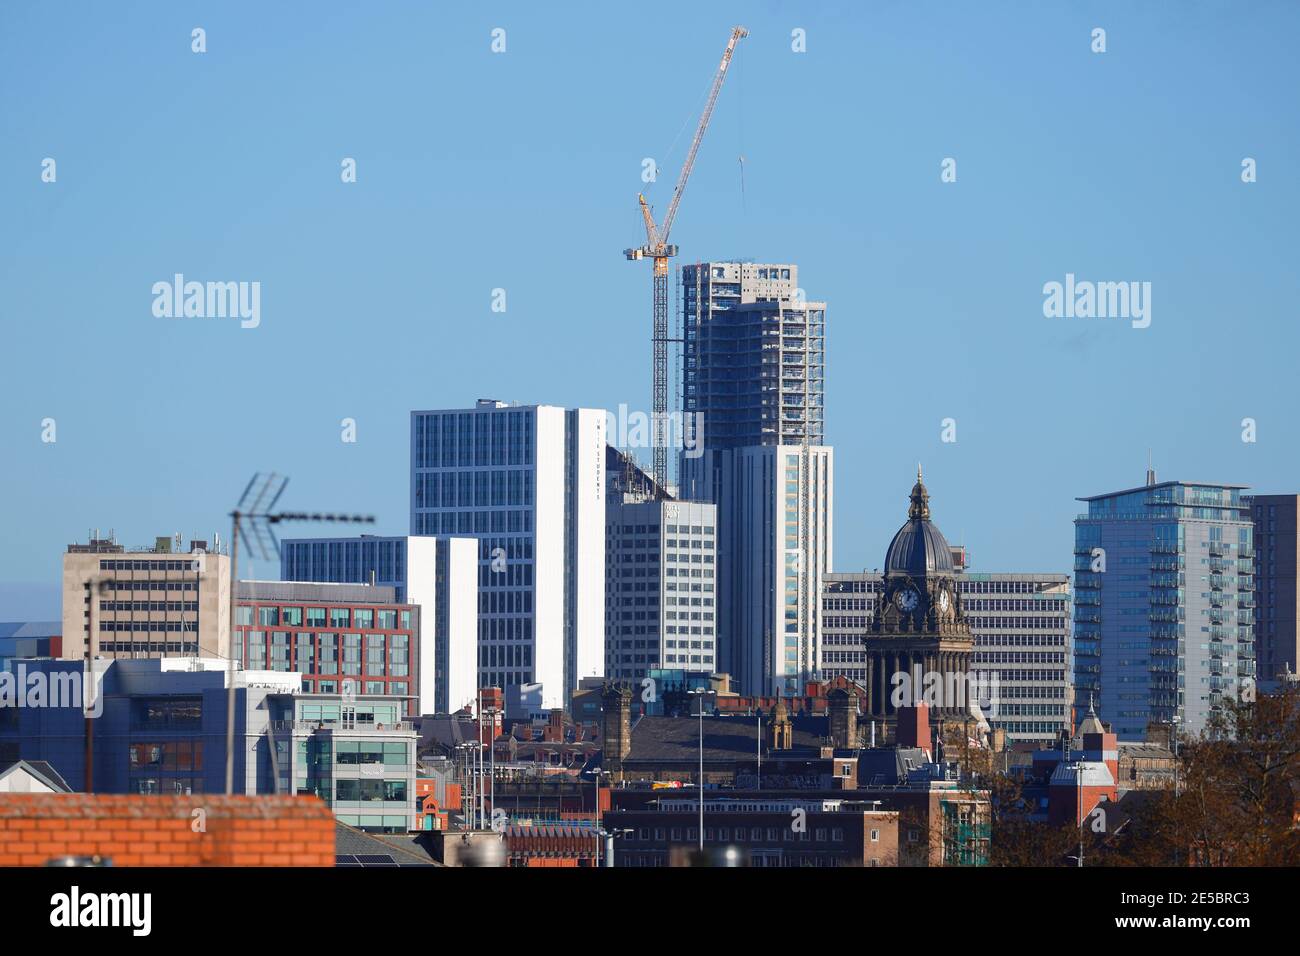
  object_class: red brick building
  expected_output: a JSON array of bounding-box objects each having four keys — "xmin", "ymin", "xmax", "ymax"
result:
[
  {"xmin": 501, "ymin": 823, "xmax": 599, "ymax": 867},
  {"xmin": 0, "ymin": 794, "xmax": 335, "ymax": 866},
  {"xmin": 236, "ymin": 581, "xmax": 420, "ymax": 716}
]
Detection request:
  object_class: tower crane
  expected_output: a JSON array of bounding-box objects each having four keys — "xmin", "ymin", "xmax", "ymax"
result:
[{"xmin": 624, "ymin": 25, "xmax": 747, "ymax": 495}]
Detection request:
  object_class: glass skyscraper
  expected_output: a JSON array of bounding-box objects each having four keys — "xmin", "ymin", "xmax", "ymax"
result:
[{"xmin": 1073, "ymin": 476, "xmax": 1255, "ymax": 738}]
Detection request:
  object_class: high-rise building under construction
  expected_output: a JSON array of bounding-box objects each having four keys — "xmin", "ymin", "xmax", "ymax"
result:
[
  {"xmin": 680, "ymin": 262, "xmax": 825, "ymax": 451},
  {"xmin": 679, "ymin": 262, "xmax": 832, "ymax": 696}
]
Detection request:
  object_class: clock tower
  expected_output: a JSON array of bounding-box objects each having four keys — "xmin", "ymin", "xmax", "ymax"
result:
[{"xmin": 864, "ymin": 467, "xmax": 974, "ymax": 724}]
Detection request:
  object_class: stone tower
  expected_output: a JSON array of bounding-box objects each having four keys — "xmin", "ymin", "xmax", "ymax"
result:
[{"xmin": 864, "ymin": 468, "xmax": 974, "ymax": 722}]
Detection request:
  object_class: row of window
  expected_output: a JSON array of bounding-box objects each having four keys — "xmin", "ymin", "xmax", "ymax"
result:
[
  {"xmin": 239, "ymin": 605, "xmax": 410, "ymax": 629},
  {"xmin": 334, "ymin": 779, "xmax": 408, "ymax": 803},
  {"xmin": 97, "ymin": 560, "xmax": 204, "ymax": 572}
]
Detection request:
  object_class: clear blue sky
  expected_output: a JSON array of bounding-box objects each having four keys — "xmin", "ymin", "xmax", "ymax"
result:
[{"xmin": 2, "ymin": 2, "xmax": 1297, "ymax": 618}]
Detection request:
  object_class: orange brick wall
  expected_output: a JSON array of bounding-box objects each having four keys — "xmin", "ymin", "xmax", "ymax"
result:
[{"xmin": 0, "ymin": 794, "xmax": 336, "ymax": 867}]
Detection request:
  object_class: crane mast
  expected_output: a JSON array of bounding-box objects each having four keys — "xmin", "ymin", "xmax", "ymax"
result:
[{"xmin": 624, "ymin": 25, "xmax": 747, "ymax": 494}]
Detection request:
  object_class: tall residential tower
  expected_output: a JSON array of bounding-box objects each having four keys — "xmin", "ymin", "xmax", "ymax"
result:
[
  {"xmin": 1073, "ymin": 473, "xmax": 1256, "ymax": 738},
  {"xmin": 678, "ymin": 262, "xmax": 831, "ymax": 696},
  {"xmin": 680, "ymin": 261, "xmax": 825, "ymax": 450}
]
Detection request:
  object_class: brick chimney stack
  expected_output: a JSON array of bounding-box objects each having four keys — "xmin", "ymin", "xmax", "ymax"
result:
[
  {"xmin": 601, "ymin": 683, "xmax": 633, "ymax": 772},
  {"xmin": 827, "ymin": 688, "xmax": 859, "ymax": 749}
]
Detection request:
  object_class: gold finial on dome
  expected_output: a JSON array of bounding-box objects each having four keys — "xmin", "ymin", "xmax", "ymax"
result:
[{"xmin": 908, "ymin": 466, "xmax": 931, "ymax": 521}]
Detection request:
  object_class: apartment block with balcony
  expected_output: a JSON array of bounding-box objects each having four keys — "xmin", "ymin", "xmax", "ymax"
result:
[
  {"xmin": 1073, "ymin": 474, "xmax": 1255, "ymax": 738},
  {"xmin": 680, "ymin": 262, "xmax": 825, "ymax": 451}
]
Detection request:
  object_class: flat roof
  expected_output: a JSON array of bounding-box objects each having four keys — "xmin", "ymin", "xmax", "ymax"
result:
[{"xmin": 1077, "ymin": 480, "xmax": 1249, "ymax": 503}]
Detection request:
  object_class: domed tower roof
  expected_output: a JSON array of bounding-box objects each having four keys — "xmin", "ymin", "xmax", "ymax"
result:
[{"xmin": 884, "ymin": 465, "xmax": 955, "ymax": 576}]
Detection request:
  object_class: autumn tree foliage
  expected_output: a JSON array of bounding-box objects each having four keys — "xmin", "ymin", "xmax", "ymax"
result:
[{"xmin": 1108, "ymin": 687, "xmax": 1300, "ymax": 866}]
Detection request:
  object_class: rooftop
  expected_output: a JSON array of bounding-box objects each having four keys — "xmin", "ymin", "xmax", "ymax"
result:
[
  {"xmin": 1077, "ymin": 479, "xmax": 1249, "ymax": 503},
  {"xmin": 624, "ymin": 713, "xmax": 830, "ymax": 763},
  {"xmin": 335, "ymin": 822, "xmax": 437, "ymax": 867}
]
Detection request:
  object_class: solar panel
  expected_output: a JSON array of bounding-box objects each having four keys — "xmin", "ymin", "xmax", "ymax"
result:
[
  {"xmin": 335, "ymin": 854, "xmax": 362, "ymax": 867},
  {"xmin": 353, "ymin": 854, "xmax": 398, "ymax": 866}
]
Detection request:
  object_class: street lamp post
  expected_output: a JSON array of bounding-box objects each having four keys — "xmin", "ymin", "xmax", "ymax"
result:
[
  {"xmin": 605, "ymin": 827, "xmax": 634, "ymax": 868},
  {"xmin": 1076, "ymin": 759, "xmax": 1084, "ymax": 868},
  {"xmin": 485, "ymin": 706, "xmax": 497, "ymax": 827},
  {"xmin": 590, "ymin": 768, "xmax": 614, "ymax": 867},
  {"xmin": 477, "ymin": 708, "xmax": 484, "ymax": 829}
]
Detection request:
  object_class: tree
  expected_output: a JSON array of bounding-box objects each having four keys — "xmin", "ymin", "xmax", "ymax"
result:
[
  {"xmin": 1110, "ymin": 687, "xmax": 1300, "ymax": 866},
  {"xmin": 986, "ymin": 770, "xmax": 1078, "ymax": 866}
]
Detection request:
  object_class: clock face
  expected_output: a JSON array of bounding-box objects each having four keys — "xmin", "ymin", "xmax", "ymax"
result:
[
  {"xmin": 894, "ymin": 588, "xmax": 919, "ymax": 612},
  {"xmin": 938, "ymin": 590, "xmax": 951, "ymax": 612}
]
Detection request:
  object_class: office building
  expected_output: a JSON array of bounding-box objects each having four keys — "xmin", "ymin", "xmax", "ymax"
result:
[
  {"xmin": 607, "ymin": 798, "xmax": 900, "ymax": 868},
  {"xmin": 0, "ymin": 658, "xmax": 415, "ymax": 831},
  {"xmin": 1073, "ymin": 473, "xmax": 1256, "ymax": 737},
  {"xmin": 0, "ymin": 622, "xmax": 60, "ymax": 670},
  {"xmin": 236, "ymin": 580, "xmax": 421, "ymax": 716},
  {"xmin": 681, "ymin": 444, "xmax": 833, "ymax": 696},
  {"xmin": 1249, "ymin": 494, "xmax": 1299, "ymax": 682},
  {"xmin": 605, "ymin": 482, "xmax": 718, "ymax": 684},
  {"xmin": 60, "ymin": 533, "xmax": 230, "ymax": 663},
  {"xmin": 823, "ymin": 569, "xmax": 1073, "ymax": 744},
  {"xmin": 410, "ymin": 401, "xmax": 606, "ymax": 714},
  {"xmin": 280, "ymin": 535, "xmax": 478, "ymax": 714}
]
